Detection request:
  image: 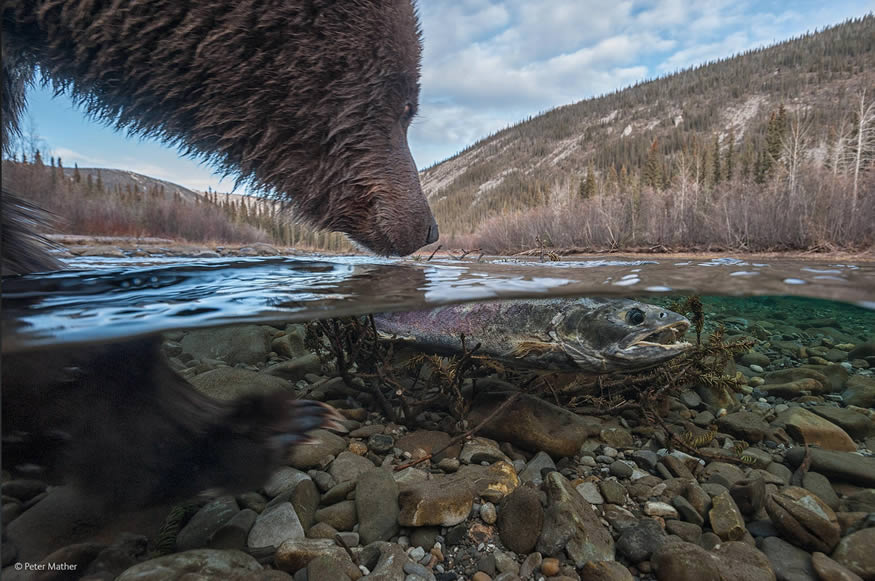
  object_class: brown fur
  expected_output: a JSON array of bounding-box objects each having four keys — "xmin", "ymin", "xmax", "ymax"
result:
[{"xmin": 1, "ymin": 0, "xmax": 438, "ymax": 272}]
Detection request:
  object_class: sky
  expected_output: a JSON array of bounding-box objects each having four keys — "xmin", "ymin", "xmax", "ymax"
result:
[{"xmin": 16, "ymin": 0, "xmax": 874, "ymax": 193}]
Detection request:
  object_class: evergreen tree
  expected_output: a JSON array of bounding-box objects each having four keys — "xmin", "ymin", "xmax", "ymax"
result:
[
  {"xmin": 711, "ymin": 133, "xmax": 721, "ymax": 186},
  {"xmin": 73, "ymin": 163, "xmax": 81, "ymax": 183},
  {"xmin": 644, "ymin": 139, "xmax": 662, "ymax": 189},
  {"xmin": 764, "ymin": 104, "xmax": 788, "ymax": 178}
]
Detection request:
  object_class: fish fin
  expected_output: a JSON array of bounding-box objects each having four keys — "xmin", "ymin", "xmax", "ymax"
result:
[{"xmin": 510, "ymin": 341, "xmax": 561, "ymax": 359}]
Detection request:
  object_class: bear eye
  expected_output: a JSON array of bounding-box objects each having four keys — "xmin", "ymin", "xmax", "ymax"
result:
[{"xmin": 402, "ymin": 102, "xmax": 416, "ymax": 123}]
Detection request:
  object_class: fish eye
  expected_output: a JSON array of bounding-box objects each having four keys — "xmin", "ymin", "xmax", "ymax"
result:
[
  {"xmin": 627, "ymin": 308, "xmax": 646, "ymax": 325},
  {"xmin": 659, "ymin": 311, "xmax": 667, "ymax": 319}
]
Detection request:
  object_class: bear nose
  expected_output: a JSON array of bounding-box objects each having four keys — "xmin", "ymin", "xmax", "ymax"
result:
[{"xmin": 425, "ymin": 221, "xmax": 439, "ymax": 245}]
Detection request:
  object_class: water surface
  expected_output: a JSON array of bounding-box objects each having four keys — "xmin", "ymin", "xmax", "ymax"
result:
[{"xmin": 2, "ymin": 254, "xmax": 873, "ymax": 352}]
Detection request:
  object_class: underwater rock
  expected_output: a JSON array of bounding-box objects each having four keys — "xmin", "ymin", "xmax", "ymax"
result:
[
  {"xmin": 468, "ymin": 392, "xmax": 600, "ymax": 457},
  {"xmin": 247, "ymin": 503, "xmax": 304, "ymax": 549},
  {"xmin": 116, "ymin": 549, "xmax": 264, "ymax": 580},
  {"xmin": 498, "ymin": 485, "xmax": 545, "ymax": 554},
  {"xmin": 356, "ymin": 469, "xmax": 400, "ymax": 544},
  {"xmin": 832, "ymin": 528, "xmax": 875, "ymax": 581},
  {"xmin": 190, "ymin": 367, "xmax": 291, "ymax": 401},
  {"xmin": 811, "ymin": 551, "xmax": 865, "ymax": 581},
  {"xmin": 537, "ymin": 472, "xmax": 614, "ymax": 567},
  {"xmin": 784, "ymin": 448, "xmax": 875, "ymax": 488},
  {"xmin": 759, "ymin": 536, "xmax": 816, "ymax": 581},
  {"xmin": 181, "ymin": 325, "xmax": 273, "ymax": 366},
  {"xmin": 287, "ymin": 429, "xmax": 347, "ymax": 469},
  {"xmin": 842, "ymin": 375, "xmax": 875, "ymax": 408},
  {"xmin": 765, "ymin": 486, "xmax": 840, "ymax": 553},
  {"xmin": 775, "ymin": 408, "xmax": 857, "ymax": 451}
]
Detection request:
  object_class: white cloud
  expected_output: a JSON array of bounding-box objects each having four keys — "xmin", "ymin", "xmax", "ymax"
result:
[{"xmin": 49, "ymin": 147, "xmax": 106, "ymax": 166}]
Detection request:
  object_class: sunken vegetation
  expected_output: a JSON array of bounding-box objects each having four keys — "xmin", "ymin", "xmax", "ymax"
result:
[{"xmin": 424, "ymin": 15, "xmax": 875, "ymax": 253}]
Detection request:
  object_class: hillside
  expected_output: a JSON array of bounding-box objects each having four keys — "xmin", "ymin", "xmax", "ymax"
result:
[
  {"xmin": 61, "ymin": 167, "xmax": 202, "ymax": 203},
  {"xmin": 422, "ymin": 15, "xmax": 875, "ymax": 252}
]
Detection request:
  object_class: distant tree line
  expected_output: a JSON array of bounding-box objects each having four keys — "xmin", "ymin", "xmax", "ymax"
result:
[{"xmin": 1, "ymin": 154, "xmax": 354, "ymax": 251}]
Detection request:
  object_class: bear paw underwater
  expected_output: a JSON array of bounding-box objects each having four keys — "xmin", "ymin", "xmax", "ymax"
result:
[{"xmin": 1, "ymin": 336, "xmax": 346, "ymax": 507}]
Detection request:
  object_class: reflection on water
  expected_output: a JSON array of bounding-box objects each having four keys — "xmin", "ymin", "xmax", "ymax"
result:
[{"xmin": 1, "ymin": 254, "xmax": 874, "ymax": 351}]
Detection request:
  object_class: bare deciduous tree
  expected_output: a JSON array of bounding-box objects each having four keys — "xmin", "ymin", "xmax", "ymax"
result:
[{"xmin": 849, "ymin": 89, "xmax": 875, "ymax": 210}]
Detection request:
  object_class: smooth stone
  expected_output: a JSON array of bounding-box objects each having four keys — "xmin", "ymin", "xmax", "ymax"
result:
[
  {"xmin": 314, "ymin": 500, "xmax": 357, "ymax": 531},
  {"xmin": 248, "ymin": 503, "xmax": 305, "ymax": 549},
  {"xmin": 759, "ymin": 536, "xmax": 816, "ymax": 581},
  {"xmin": 576, "ymin": 481, "xmax": 604, "ymax": 504},
  {"xmin": 842, "ymin": 375, "xmax": 875, "ymax": 408},
  {"xmin": 801, "ymin": 472, "xmax": 840, "ymax": 511},
  {"xmin": 760, "ymin": 379, "xmax": 827, "ymax": 398},
  {"xmin": 263, "ymin": 353, "xmax": 322, "ymax": 381},
  {"xmin": 765, "ymin": 486, "xmax": 840, "ymax": 553},
  {"xmin": 460, "ymin": 437, "xmax": 511, "ymax": 464},
  {"xmin": 600, "ymin": 427, "xmax": 634, "ymax": 448},
  {"xmin": 644, "ymin": 501, "xmax": 678, "ymax": 519},
  {"xmin": 519, "ymin": 451, "xmax": 556, "ymax": 485},
  {"xmin": 536, "ymin": 472, "xmax": 614, "ymax": 568},
  {"xmin": 610, "ymin": 461, "xmax": 634, "ymax": 479},
  {"xmin": 718, "ymin": 411, "xmax": 771, "ymax": 443},
  {"xmin": 399, "ymin": 461, "xmax": 519, "ymax": 527},
  {"xmin": 653, "ymin": 540, "xmax": 776, "ymax": 581},
  {"xmin": 665, "ymin": 520, "xmax": 703, "ymax": 543},
  {"xmin": 396, "ymin": 430, "xmax": 460, "ymax": 462},
  {"xmin": 703, "ymin": 462, "xmax": 747, "ymax": 487},
  {"xmin": 730, "ymin": 476, "xmax": 766, "ymax": 515},
  {"xmin": 581, "ymin": 560, "xmax": 634, "ymax": 581},
  {"xmin": 672, "ymin": 496, "xmax": 705, "ymax": 527},
  {"xmin": 329, "ymin": 451, "xmax": 377, "ymax": 483},
  {"xmin": 498, "ymin": 486, "xmax": 544, "ymax": 554},
  {"xmin": 709, "ymin": 491, "xmax": 746, "ymax": 542},
  {"xmin": 275, "ymin": 538, "xmax": 350, "ymax": 573},
  {"xmin": 784, "ymin": 448, "xmax": 875, "ymax": 487},
  {"xmin": 616, "ymin": 518, "xmax": 667, "ymax": 563},
  {"xmin": 811, "ymin": 551, "xmax": 864, "ymax": 581},
  {"xmin": 775, "ymin": 408, "xmax": 857, "ymax": 452},
  {"xmin": 832, "ymin": 528, "xmax": 875, "ymax": 581},
  {"xmin": 599, "ymin": 480, "xmax": 627, "ymax": 505},
  {"xmin": 115, "ymin": 550, "xmax": 267, "ymax": 580},
  {"xmin": 182, "ymin": 325, "xmax": 272, "ymax": 366},
  {"xmin": 810, "ymin": 407, "xmax": 873, "ymax": 440},
  {"xmin": 468, "ymin": 393, "xmax": 599, "ymax": 457},
  {"xmin": 189, "ymin": 367, "xmax": 290, "ymax": 401},
  {"xmin": 264, "ymin": 467, "xmax": 311, "ymax": 498},
  {"xmin": 177, "ymin": 496, "xmax": 239, "ymax": 552},
  {"xmin": 287, "ymin": 429, "xmax": 348, "ymax": 469},
  {"xmin": 209, "ymin": 509, "xmax": 257, "ymax": 550},
  {"xmin": 365, "ymin": 542, "xmax": 410, "ymax": 581},
  {"xmin": 631, "ymin": 450, "xmax": 659, "ymax": 472},
  {"xmin": 356, "ymin": 469, "xmax": 400, "ymax": 544},
  {"xmin": 307, "ymin": 554, "xmax": 360, "ymax": 581}
]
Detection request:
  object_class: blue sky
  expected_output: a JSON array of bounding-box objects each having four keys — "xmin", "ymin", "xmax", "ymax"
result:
[{"xmin": 15, "ymin": 0, "xmax": 874, "ymax": 193}]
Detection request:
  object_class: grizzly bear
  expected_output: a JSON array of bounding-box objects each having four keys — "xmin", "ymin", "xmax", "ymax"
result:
[{"xmin": 1, "ymin": 0, "xmax": 433, "ymax": 511}]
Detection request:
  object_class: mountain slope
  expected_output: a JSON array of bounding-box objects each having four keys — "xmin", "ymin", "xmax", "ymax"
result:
[{"xmin": 421, "ymin": 15, "xmax": 875, "ymax": 240}]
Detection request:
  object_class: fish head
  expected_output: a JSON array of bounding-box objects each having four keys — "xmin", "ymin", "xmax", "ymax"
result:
[{"xmin": 556, "ymin": 299, "xmax": 692, "ymax": 373}]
